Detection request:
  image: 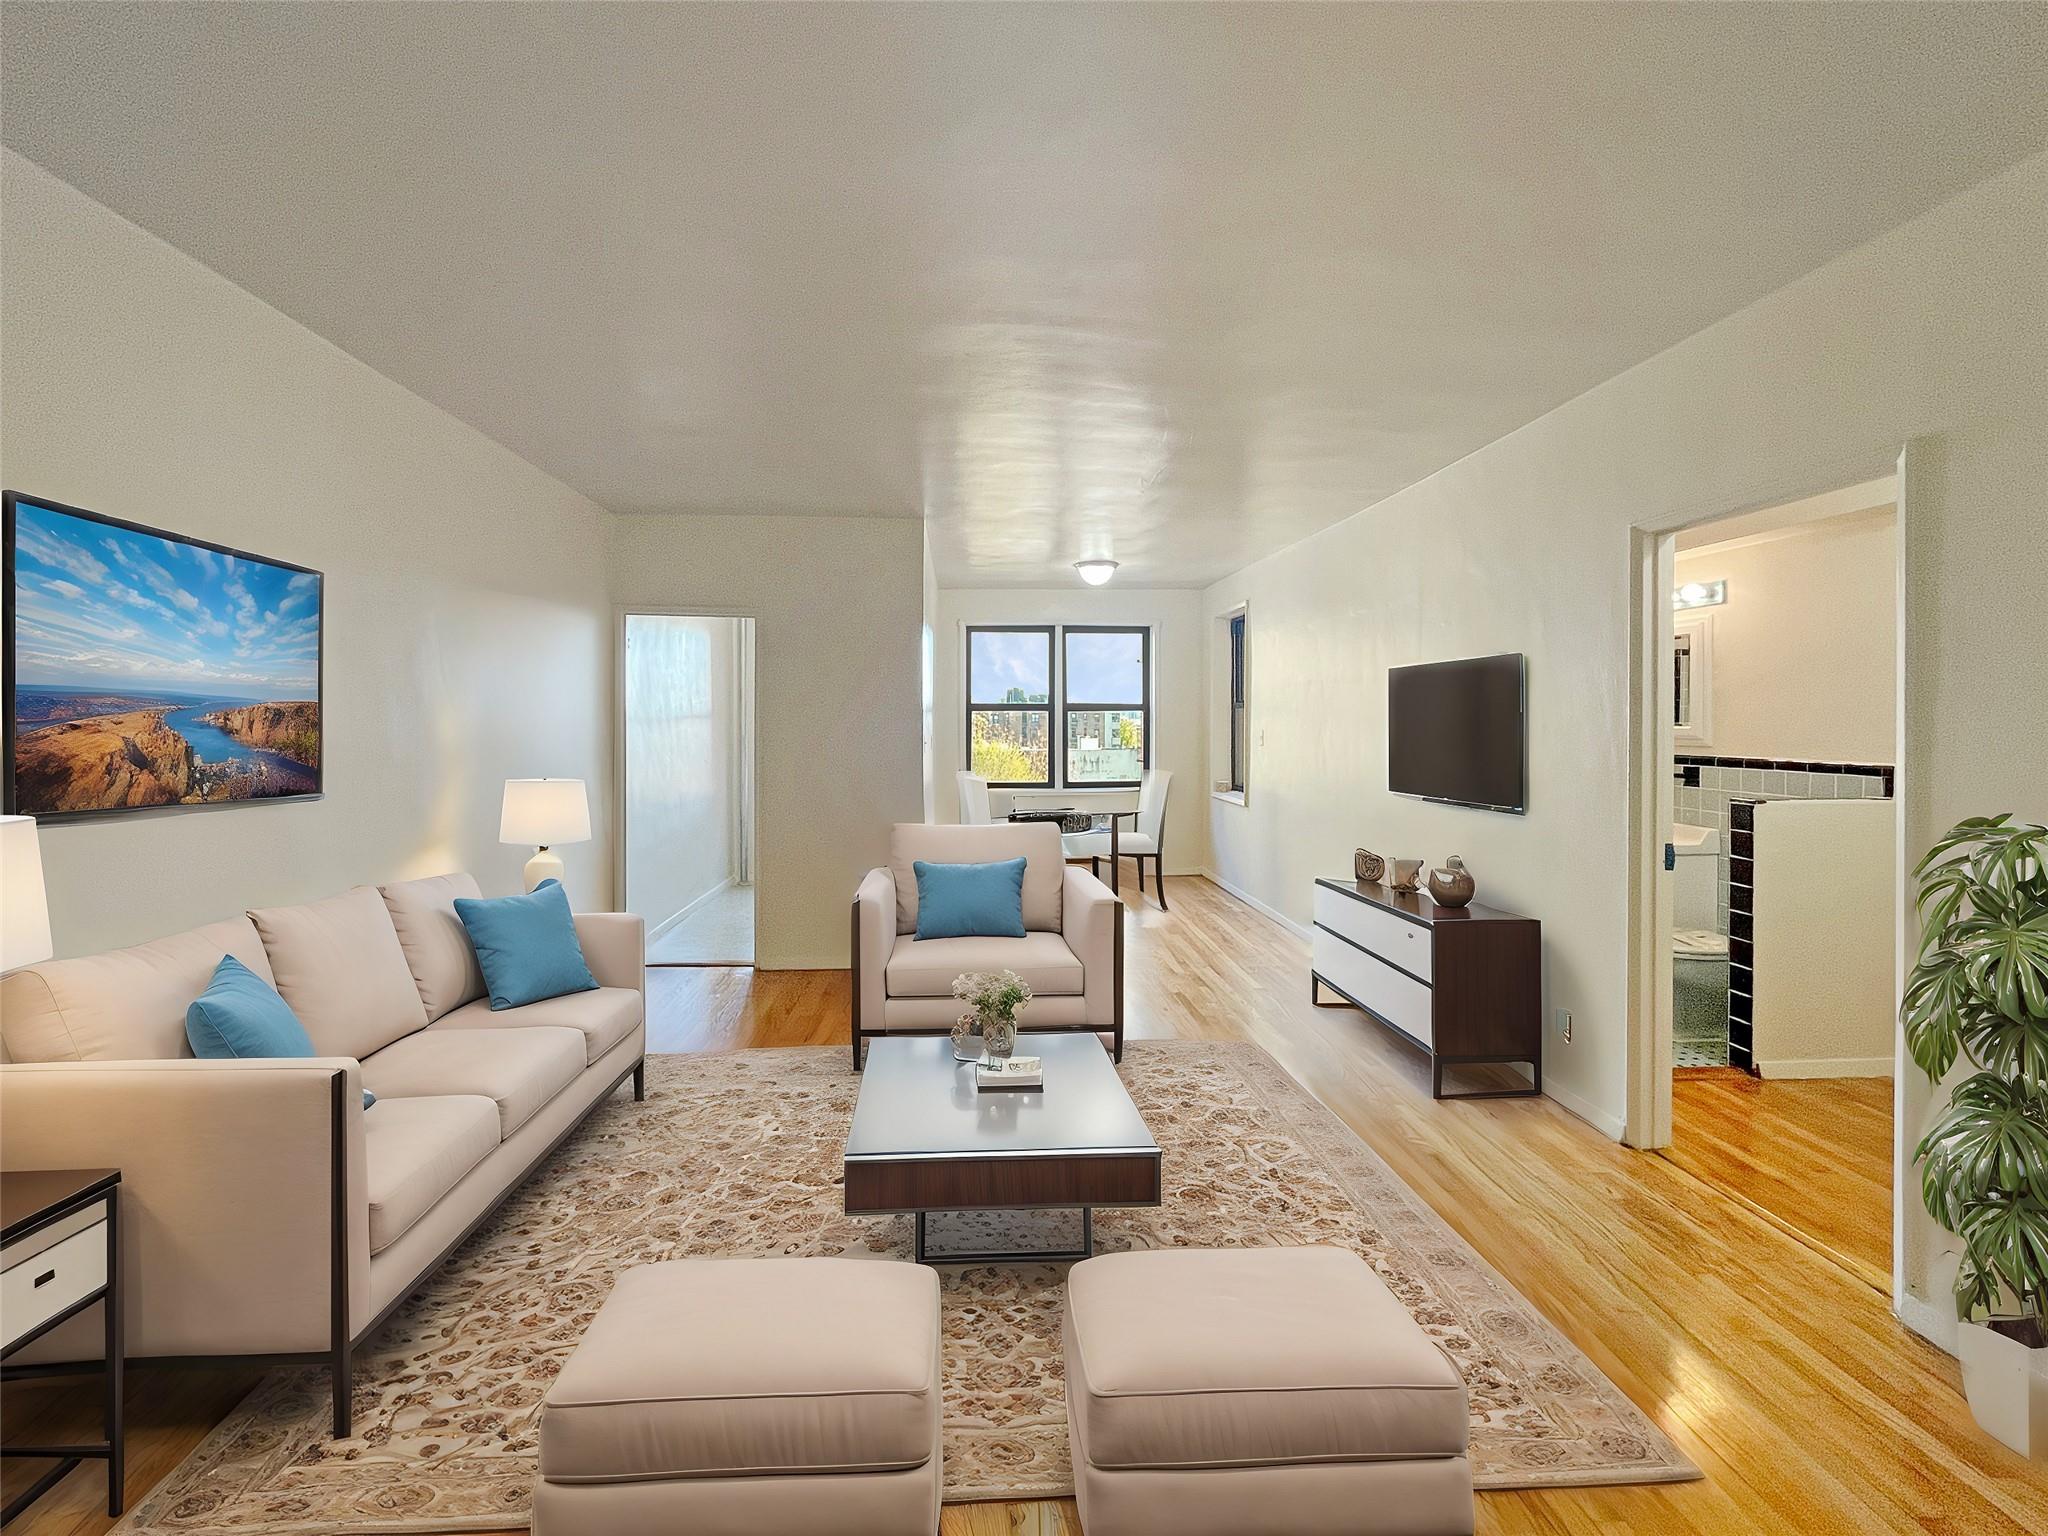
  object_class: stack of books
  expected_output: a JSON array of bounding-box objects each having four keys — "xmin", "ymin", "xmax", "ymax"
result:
[{"xmin": 975, "ymin": 1055, "xmax": 1044, "ymax": 1092}]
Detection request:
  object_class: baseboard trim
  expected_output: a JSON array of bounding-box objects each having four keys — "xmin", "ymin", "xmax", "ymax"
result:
[
  {"xmin": 1199, "ymin": 869, "xmax": 1311, "ymax": 941},
  {"xmin": 646, "ymin": 879, "xmax": 734, "ymax": 944},
  {"xmin": 1895, "ymin": 1287, "xmax": 1956, "ymax": 1355},
  {"xmin": 1756, "ymin": 1055, "xmax": 1894, "ymax": 1080},
  {"xmin": 1541, "ymin": 1077, "xmax": 1628, "ymax": 1140}
]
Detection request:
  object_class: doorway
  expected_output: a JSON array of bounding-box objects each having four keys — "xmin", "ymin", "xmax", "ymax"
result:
[
  {"xmin": 620, "ymin": 612, "xmax": 756, "ymax": 966},
  {"xmin": 1630, "ymin": 471, "xmax": 1904, "ymax": 1293}
]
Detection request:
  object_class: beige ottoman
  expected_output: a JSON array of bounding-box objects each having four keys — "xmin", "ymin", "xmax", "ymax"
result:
[
  {"xmin": 534, "ymin": 1257, "xmax": 942, "ymax": 1536},
  {"xmin": 1064, "ymin": 1246, "xmax": 1473, "ymax": 1536}
]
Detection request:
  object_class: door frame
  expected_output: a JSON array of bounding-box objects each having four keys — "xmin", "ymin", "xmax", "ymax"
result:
[
  {"xmin": 612, "ymin": 605, "xmax": 759, "ymax": 956},
  {"xmin": 1621, "ymin": 447, "xmax": 1914, "ymax": 1219}
]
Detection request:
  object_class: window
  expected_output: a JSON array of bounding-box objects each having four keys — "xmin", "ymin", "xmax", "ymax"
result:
[
  {"xmin": 966, "ymin": 626, "xmax": 1054, "ymax": 786},
  {"xmin": 964, "ymin": 624, "xmax": 1152, "ymax": 790},
  {"xmin": 1228, "ymin": 612, "xmax": 1247, "ymax": 792},
  {"xmin": 1063, "ymin": 626, "xmax": 1150, "ymax": 787}
]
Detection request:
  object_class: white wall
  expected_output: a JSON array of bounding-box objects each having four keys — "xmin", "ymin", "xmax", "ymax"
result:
[
  {"xmin": 624, "ymin": 614, "xmax": 739, "ymax": 934},
  {"xmin": 931, "ymin": 588, "xmax": 1208, "ymax": 876},
  {"xmin": 1200, "ymin": 151, "xmax": 2046, "ymax": 1341},
  {"xmin": 608, "ymin": 514, "xmax": 924, "ymax": 968},
  {"xmin": 1, "ymin": 152, "xmax": 615, "ymax": 953},
  {"xmin": 1752, "ymin": 798, "xmax": 1895, "ymax": 1078},
  {"xmin": 1675, "ymin": 507, "xmax": 1897, "ymax": 762}
]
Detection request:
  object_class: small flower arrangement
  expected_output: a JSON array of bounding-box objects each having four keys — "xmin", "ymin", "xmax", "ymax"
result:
[{"xmin": 952, "ymin": 969, "xmax": 1032, "ymax": 1060}]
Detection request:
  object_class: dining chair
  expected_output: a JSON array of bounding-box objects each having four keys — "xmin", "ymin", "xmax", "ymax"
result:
[
  {"xmin": 956, "ymin": 771, "xmax": 993, "ymax": 824},
  {"xmin": 1061, "ymin": 769, "xmax": 1172, "ymax": 909}
]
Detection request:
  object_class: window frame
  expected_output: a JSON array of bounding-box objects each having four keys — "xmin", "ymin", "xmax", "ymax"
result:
[
  {"xmin": 964, "ymin": 624, "xmax": 1056, "ymax": 789},
  {"xmin": 1059, "ymin": 624, "xmax": 1152, "ymax": 790},
  {"xmin": 1228, "ymin": 611, "xmax": 1247, "ymax": 793}
]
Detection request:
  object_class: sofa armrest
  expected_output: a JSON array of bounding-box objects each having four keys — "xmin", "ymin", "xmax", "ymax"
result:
[
  {"xmin": 1063, "ymin": 866, "xmax": 1124, "ymax": 1033},
  {"xmin": 853, "ymin": 868, "xmax": 895, "ymax": 1045},
  {"xmin": 575, "ymin": 911, "xmax": 646, "ymax": 997},
  {"xmin": 0, "ymin": 1057, "xmax": 370, "ymax": 1358}
]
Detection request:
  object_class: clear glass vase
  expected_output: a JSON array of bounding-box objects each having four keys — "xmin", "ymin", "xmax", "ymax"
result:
[{"xmin": 982, "ymin": 1017, "xmax": 1017, "ymax": 1062}]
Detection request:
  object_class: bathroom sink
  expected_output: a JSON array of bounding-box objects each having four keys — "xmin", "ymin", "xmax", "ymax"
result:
[{"xmin": 1672, "ymin": 823, "xmax": 1719, "ymax": 856}]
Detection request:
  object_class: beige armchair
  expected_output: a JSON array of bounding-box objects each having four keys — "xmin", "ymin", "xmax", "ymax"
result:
[{"xmin": 852, "ymin": 822, "xmax": 1123, "ymax": 1069}]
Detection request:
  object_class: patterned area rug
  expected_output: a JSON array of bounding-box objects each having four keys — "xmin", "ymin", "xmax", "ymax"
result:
[{"xmin": 117, "ymin": 1043, "xmax": 1697, "ymax": 1532}]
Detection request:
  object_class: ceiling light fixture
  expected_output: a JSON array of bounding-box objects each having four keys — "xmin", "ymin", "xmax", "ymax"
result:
[
  {"xmin": 1075, "ymin": 559, "xmax": 1119, "ymax": 587},
  {"xmin": 1674, "ymin": 579, "xmax": 1726, "ymax": 611}
]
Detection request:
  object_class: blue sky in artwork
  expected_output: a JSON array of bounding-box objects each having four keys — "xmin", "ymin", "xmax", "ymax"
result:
[
  {"xmin": 11, "ymin": 501, "xmax": 319, "ymax": 698},
  {"xmin": 970, "ymin": 628, "xmax": 1143, "ymax": 704}
]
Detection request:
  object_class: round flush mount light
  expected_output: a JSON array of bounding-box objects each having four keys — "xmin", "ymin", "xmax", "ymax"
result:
[
  {"xmin": 1075, "ymin": 559, "xmax": 1120, "ymax": 586},
  {"xmin": 1678, "ymin": 583, "xmax": 1708, "ymax": 604}
]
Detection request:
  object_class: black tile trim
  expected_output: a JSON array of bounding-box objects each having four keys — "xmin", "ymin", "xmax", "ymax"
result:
[{"xmin": 1672, "ymin": 753, "xmax": 1892, "ymax": 792}]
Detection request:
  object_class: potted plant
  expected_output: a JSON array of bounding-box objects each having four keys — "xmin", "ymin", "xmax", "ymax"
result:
[
  {"xmin": 952, "ymin": 969, "xmax": 1032, "ymax": 1062},
  {"xmin": 1903, "ymin": 814, "xmax": 2048, "ymax": 1457}
]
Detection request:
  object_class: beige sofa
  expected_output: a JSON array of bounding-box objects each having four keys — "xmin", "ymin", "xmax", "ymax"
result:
[
  {"xmin": 0, "ymin": 873, "xmax": 645, "ymax": 1436},
  {"xmin": 852, "ymin": 821, "xmax": 1122, "ymax": 1069}
]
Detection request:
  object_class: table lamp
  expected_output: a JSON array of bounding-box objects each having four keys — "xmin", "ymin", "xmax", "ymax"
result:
[
  {"xmin": 1, "ymin": 815, "xmax": 54, "ymax": 971},
  {"xmin": 500, "ymin": 778, "xmax": 591, "ymax": 893}
]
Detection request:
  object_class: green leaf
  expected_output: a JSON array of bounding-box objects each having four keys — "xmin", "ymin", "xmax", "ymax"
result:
[{"xmin": 1956, "ymin": 1197, "xmax": 2048, "ymax": 1316}]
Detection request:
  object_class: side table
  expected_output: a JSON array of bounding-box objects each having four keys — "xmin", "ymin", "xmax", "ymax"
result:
[{"xmin": 1, "ymin": 1168, "xmax": 123, "ymax": 1523}]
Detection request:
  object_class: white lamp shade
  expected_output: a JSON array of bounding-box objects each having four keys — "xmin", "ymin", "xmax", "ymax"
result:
[
  {"xmin": 1, "ymin": 815, "xmax": 54, "ymax": 971},
  {"xmin": 499, "ymin": 778, "xmax": 591, "ymax": 847}
]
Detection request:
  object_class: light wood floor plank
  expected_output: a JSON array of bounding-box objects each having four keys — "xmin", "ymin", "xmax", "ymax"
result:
[{"xmin": 5, "ymin": 876, "xmax": 2041, "ymax": 1533}]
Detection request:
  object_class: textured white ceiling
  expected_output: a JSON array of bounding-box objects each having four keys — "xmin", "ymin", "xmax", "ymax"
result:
[{"xmin": 3, "ymin": 3, "xmax": 2042, "ymax": 586}]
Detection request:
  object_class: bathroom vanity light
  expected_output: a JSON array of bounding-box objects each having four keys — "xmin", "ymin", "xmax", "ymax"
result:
[
  {"xmin": 1674, "ymin": 579, "xmax": 1727, "ymax": 611},
  {"xmin": 1075, "ymin": 559, "xmax": 1120, "ymax": 586}
]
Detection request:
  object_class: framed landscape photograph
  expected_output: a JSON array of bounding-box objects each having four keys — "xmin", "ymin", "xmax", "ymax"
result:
[{"xmin": 4, "ymin": 491, "xmax": 323, "ymax": 819}]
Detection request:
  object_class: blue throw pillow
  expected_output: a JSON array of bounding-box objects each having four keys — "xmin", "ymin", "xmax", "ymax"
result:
[
  {"xmin": 187, "ymin": 955, "xmax": 375, "ymax": 1109},
  {"xmin": 454, "ymin": 878, "xmax": 599, "ymax": 1010},
  {"xmin": 914, "ymin": 857, "xmax": 1028, "ymax": 940}
]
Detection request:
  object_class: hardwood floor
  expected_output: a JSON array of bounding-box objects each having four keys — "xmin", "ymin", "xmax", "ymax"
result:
[
  {"xmin": 1668, "ymin": 1069, "xmax": 1894, "ymax": 1290},
  {"xmin": 6, "ymin": 877, "xmax": 2043, "ymax": 1534}
]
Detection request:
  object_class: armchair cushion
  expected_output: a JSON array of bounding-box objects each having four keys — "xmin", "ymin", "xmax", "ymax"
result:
[
  {"xmin": 886, "ymin": 931, "xmax": 1085, "ymax": 998},
  {"xmin": 890, "ymin": 822, "xmax": 1063, "ymax": 935},
  {"xmin": 912, "ymin": 857, "xmax": 1027, "ymax": 940}
]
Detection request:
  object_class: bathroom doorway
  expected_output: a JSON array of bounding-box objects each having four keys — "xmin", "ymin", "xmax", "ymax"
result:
[
  {"xmin": 1630, "ymin": 471, "xmax": 1904, "ymax": 1292},
  {"xmin": 619, "ymin": 612, "xmax": 757, "ymax": 966}
]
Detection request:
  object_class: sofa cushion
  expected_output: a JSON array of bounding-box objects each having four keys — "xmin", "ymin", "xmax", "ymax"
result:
[
  {"xmin": 250, "ymin": 887, "xmax": 429, "ymax": 1060},
  {"xmin": 1065, "ymin": 1246, "xmax": 1468, "ymax": 1472},
  {"xmin": 890, "ymin": 821, "xmax": 1063, "ymax": 935},
  {"xmin": 433, "ymin": 986, "xmax": 642, "ymax": 1066},
  {"xmin": 453, "ymin": 880, "xmax": 598, "ymax": 1009},
  {"xmin": 364, "ymin": 1095, "xmax": 500, "ymax": 1254},
  {"xmin": 184, "ymin": 955, "xmax": 316, "ymax": 1060},
  {"xmin": 539, "ymin": 1257, "xmax": 940, "ymax": 1483},
  {"xmin": 887, "ymin": 931, "xmax": 1084, "ymax": 998},
  {"xmin": 378, "ymin": 873, "xmax": 486, "ymax": 1021},
  {"xmin": 0, "ymin": 917, "xmax": 276, "ymax": 1063},
  {"xmin": 360, "ymin": 1025, "xmax": 585, "ymax": 1138}
]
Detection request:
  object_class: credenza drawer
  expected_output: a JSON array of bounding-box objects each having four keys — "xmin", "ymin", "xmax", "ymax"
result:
[
  {"xmin": 1313, "ymin": 884, "xmax": 1433, "ymax": 983},
  {"xmin": 1, "ymin": 1216, "xmax": 108, "ymax": 1348},
  {"xmin": 1313, "ymin": 927, "xmax": 1434, "ymax": 1048}
]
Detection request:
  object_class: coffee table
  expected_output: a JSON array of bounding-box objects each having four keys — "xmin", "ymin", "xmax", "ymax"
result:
[{"xmin": 843, "ymin": 1035, "xmax": 1161, "ymax": 1264}]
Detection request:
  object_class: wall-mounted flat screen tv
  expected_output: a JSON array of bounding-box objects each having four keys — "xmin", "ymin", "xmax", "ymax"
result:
[
  {"xmin": 1388, "ymin": 652, "xmax": 1525, "ymax": 814},
  {"xmin": 4, "ymin": 491, "xmax": 322, "ymax": 819}
]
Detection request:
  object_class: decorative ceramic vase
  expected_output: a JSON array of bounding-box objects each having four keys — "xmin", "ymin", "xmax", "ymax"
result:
[
  {"xmin": 1388, "ymin": 858, "xmax": 1425, "ymax": 893},
  {"xmin": 982, "ymin": 1017, "xmax": 1017, "ymax": 1062},
  {"xmin": 951, "ymin": 1015, "xmax": 983, "ymax": 1061},
  {"xmin": 1958, "ymin": 1319, "xmax": 2048, "ymax": 1458},
  {"xmin": 1354, "ymin": 848, "xmax": 1386, "ymax": 883},
  {"xmin": 1428, "ymin": 855, "xmax": 1476, "ymax": 908}
]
